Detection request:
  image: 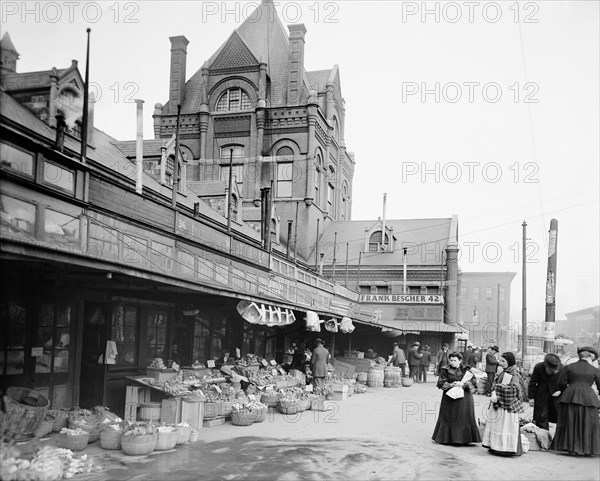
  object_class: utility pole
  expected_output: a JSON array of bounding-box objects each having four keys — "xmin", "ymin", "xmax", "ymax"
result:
[
  {"xmin": 344, "ymin": 242, "xmax": 349, "ymax": 288},
  {"xmin": 522, "ymin": 221, "xmax": 527, "ymax": 357},
  {"xmin": 332, "ymin": 231, "xmax": 338, "ymax": 279},
  {"xmin": 543, "ymin": 219, "xmax": 559, "ymax": 353},
  {"xmin": 226, "ymin": 148, "xmax": 234, "ymax": 234}
]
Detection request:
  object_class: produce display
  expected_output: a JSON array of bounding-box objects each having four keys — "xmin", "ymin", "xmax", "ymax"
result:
[
  {"xmin": 147, "ymin": 358, "xmax": 167, "ymax": 369},
  {"xmin": 0, "ymin": 443, "xmax": 95, "ymax": 480}
]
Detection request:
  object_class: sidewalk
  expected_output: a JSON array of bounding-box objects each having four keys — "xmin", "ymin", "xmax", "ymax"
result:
[{"xmin": 30, "ymin": 381, "xmax": 599, "ymax": 481}]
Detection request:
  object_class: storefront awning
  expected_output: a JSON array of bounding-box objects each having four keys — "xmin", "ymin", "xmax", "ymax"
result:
[{"xmin": 355, "ymin": 319, "xmax": 467, "ymax": 334}]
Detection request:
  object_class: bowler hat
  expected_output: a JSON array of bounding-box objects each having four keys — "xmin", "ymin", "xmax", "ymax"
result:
[
  {"xmin": 577, "ymin": 346, "xmax": 599, "ymax": 360},
  {"xmin": 490, "ymin": 345, "xmax": 500, "ymax": 352},
  {"xmin": 412, "ymin": 341, "xmax": 420, "ymax": 346},
  {"xmin": 544, "ymin": 353, "xmax": 561, "ymax": 368}
]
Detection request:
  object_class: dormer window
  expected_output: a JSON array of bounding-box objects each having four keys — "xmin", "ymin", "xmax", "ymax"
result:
[
  {"xmin": 369, "ymin": 231, "xmax": 389, "ymax": 252},
  {"xmin": 216, "ymin": 88, "xmax": 251, "ymax": 112}
]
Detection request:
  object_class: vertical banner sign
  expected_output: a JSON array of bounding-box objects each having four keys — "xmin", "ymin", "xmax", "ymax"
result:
[{"xmin": 543, "ymin": 219, "xmax": 558, "ymax": 348}]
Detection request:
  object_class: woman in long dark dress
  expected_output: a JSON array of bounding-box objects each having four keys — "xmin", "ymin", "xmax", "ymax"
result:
[
  {"xmin": 432, "ymin": 352, "xmax": 481, "ymax": 445},
  {"xmin": 552, "ymin": 346, "xmax": 600, "ymax": 456}
]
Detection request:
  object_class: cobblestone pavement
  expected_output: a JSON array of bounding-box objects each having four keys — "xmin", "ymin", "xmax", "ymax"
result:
[{"xmin": 40, "ymin": 380, "xmax": 600, "ymax": 481}]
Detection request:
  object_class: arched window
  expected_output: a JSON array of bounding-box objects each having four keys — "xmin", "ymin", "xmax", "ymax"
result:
[
  {"xmin": 276, "ymin": 146, "xmax": 294, "ymax": 198},
  {"xmin": 369, "ymin": 231, "xmax": 389, "ymax": 252},
  {"xmin": 327, "ymin": 166, "xmax": 335, "ymax": 214},
  {"xmin": 220, "ymin": 145, "xmax": 244, "ymax": 184},
  {"xmin": 315, "ymin": 153, "xmax": 323, "ymax": 205},
  {"xmin": 229, "ymin": 193, "xmax": 238, "ymax": 222},
  {"xmin": 341, "ymin": 184, "xmax": 347, "ymax": 220},
  {"xmin": 332, "ymin": 117, "xmax": 340, "ymax": 141},
  {"xmin": 216, "ymin": 88, "xmax": 251, "ymax": 112},
  {"xmin": 270, "ymin": 218, "xmax": 277, "ymax": 244}
]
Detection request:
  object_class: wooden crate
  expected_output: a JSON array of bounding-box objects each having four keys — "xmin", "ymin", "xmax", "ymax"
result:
[
  {"xmin": 330, "ymin": 391, "xmax": 348, "ymax": 401},
  {"xmin": 203, "ymin": 417, "xmax": 226, "ymax": 428},
  {"xmin": 146, "ymin": 369, "xmax": 177, "ymax": 382},
  {"xmin": 124, "ymin": 386, "xmax": 152, "ymax": 422},
  {"xmin": 181, "ymin": 401, "xmax": 204, "ymax": 430},
  {"xmin": 161, "ymin": 397, "xmax": 182, "ymax": 424}
]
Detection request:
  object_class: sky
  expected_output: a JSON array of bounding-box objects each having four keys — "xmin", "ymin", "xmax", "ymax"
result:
[{"xmin": 2, "ymin": 0, "xmax": 599, "ymax": 329}]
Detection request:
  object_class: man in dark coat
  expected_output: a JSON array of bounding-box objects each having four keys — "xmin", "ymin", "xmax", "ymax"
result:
[
  {"xmin": 391, "ymin": 342, "xmax": 407, "ymax": 378},
  {"xmin": 528, "ymin": 353, "xmax": 562, "ymax": 430},
  {"xmin": 435, "ymin": 343, "xmax": 450, "ymax": 376},
  {"xmin": 310, "ymin": 338, "xmax": 330, "ymax": 390},
  {"xmin": 485, "ymin": 345, "xmax": 500, "ymax": 396},
  {"xmin": 462, "ymin": 345, "xmax": 473, "ymax": 366},
  {"xmin": 407, "ymin": 341, "xmax": 423, "ymax": 382}
]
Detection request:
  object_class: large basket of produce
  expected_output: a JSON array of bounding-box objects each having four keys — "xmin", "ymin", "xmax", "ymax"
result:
[
  {"xmin": 231, "ymin": 409, "xmax": 257, "ymax": 426},
  {"xmin": 34, "ymin": 417, "xmax": 55, "ymax": 438},
  {"xmin": 175, "ymin": 423, "xmax": 191, "ymax": 445},
  {"xmin": 299, "ymin": 399, "xmax": 311, "ymax": 411},
  {"xmin": 254, "ymin": 405, "xmax": 268, "ymax": 423},
  {"xmin": 121, "ymin": 432, "xmax": 157, "ymax": 456},
  {"xmin": 57, "ymin": 428, "xmax": 89, "ymax": 451},
  {"xmin": 155, "ymin": 426, "xmax": 178, "ymax": 451},
  {"xmin": 47, "ymin": 409, "xmax": 69, "ymax": 432},
  {"xmin": 260, "ymin": 393, "xmax": 279, "ymax": 407},
  {"xmin": 99, "ymin": 424, "xmax": 122, "ymax": 450},
  {"xmin": 68, "ymin": 417, "xmax": 100, "ymax": 443},
  {"xmin": 0, "ymin": 387, "xmax": 50, "ymax": 441},
  {"xmin": 356, "ymin": 372, "xmax": 368, "ymax": 384},
  {"xmin": 277, "ymin": 400, "xmax": 303, "ymax": 415},
  {"xmin": 203, "ymin": 402, "xmax": 219, "ymax": 419}
]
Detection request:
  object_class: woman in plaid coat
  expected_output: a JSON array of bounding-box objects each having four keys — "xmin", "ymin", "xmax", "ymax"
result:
[{"xmin": 482, "ymin": 351, "xmax": 526, "ymax": 456}]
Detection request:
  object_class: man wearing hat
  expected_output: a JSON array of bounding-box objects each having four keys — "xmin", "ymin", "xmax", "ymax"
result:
[
  {"xmin": 407, "ymin": 341, "xmax": 423, "ymax": 382},
  {"xmin": 528, "ymin": 353, "xmax": 562, "ymax": 430},
  {"xmin": 310, "ymin": 338, "xmax": 330, "ymax": 390},
  {"xmin": 435, "ymin": 343, "xmax": 450, "ymax": 376},
  {"xmin": 391, "ymin": 342, "xmax": 407, "ymax": 378},
  {"xmin": 552, "ymin": 346, "xmax": 600, "ymax": 456},
  {"xmin": 484, "ymin": 345, "xmax": 500, "ymax": 396}
]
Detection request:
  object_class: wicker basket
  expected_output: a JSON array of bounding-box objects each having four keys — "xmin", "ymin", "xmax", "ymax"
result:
[
  {"xmin": 155, "ymin": 430, "xmax": 178, "ymax": 451},
  {"xmin": 253, "ymin": 406, "xmax": 268, "ymax": 423},
  {"xmin": 401, "ymin": 378, "xmax": 414, "ymax": 387},
  {"xmin": 57, "ymin": 432, "xmax": 89, "ymax": 451},
  {"xmin": 260, "ymin": 393, "xmax": 279, "ymax": 408},
  {"xmin": 299, "ymin": 399, "xmax": 311, "ymax": 411},
  {"xmin": 278, "ymin": 401, "xmax": 303, "ymax": 415},
  {"xmin": 231, "ymin": 410, "xmax": 257, "ymax": 426},
  {"xmin": 203, "ymin": 402, "xmax": 219, "ymax": 420},
  {"xmin": 175, "ymin": 425, "xmax": 191, "ymax": 445},
  {"xmin": 121, "ymin": 433, "xmax": 157, "ymax": 456},
  {"xmin": 48, "ymin": 410, "xmax": 69, "ymax": 432},
  {"xmin": 0, "ymin": 387, "xmax": 50, "ymax": 441},
  {"xmin": 69, "ymin": 418, "xmax": 100, "ymax": 443},
  {"xmin": 99, "ymin": 428, "xmax": 122, "ymax": 450},
  {"xmin": 34, "ymin": 419, "xmax": 54, "ymax": 438}
]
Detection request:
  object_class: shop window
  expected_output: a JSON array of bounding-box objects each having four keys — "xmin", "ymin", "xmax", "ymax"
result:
[
  {"xmin": 42, "ymin": 161, "xmax": 75, "ymax": 193},
  {"xmin": 145, "ymin": 309, "xmax": 168, "ymax": 366},
  {"xmin": 193, "ymin": 315, "xmax": 210, "ymax": 363},
  {"xmin": 427, "ymin": 286, "xmax": 440, "ymax": 295},
  {"xmin": 0, "ymin": 141, "xmax": 34, "ymax": 177},
  {"xmin": 409, "ymin": 286, "xmax": 421, "ymax": 294},
  {"xmin": 44, "ymin": 209, "xmax": 80, "ymax": 246},
  {"xmin": 111, "ymin": 303, "xmax": 138, "ymax": 365},
  {"xmin": 359, "ymin": 286, "xmax": 371, "ymax": 294},
  {"xmin": 35, "ymin": 302, "xmax": 72, "ymax": 374},
  {"xmin": 0, "ymin": 195, "xmax": 36, "ymax": 240},
  {"xmin": 0, "ymin": 300, "xmax": 27, "ymax": 375}
]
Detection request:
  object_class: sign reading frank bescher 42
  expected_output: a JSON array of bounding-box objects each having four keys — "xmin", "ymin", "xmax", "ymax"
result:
[{"xmin": 359, "ymin": 294, "xmax": 445, "ymax": 304}]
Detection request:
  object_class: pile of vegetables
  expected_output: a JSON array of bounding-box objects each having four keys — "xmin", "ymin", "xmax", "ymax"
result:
[{"xmin": 122, "ymin": 422, "xmax": 157, "ymax": 437}]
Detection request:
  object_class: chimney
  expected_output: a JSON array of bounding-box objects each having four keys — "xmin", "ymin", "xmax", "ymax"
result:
[
  {"xmin": 168, "ymin": 36, "xmax": 189, "ymax": 114},
  {"xmin": 286, "ymin": 24, "xmax": 307, "ymax": 106},
  {"xmin": 135, "ymin": 99, "xmax": 144, "ymax": 194},
  {"xmin": 54, "ymin": 113, "xmax": 66, "ymax": 152}
]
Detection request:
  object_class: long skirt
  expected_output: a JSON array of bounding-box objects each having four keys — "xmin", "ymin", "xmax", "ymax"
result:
[
  {"xmin": 432, "ymin": 390, "xmax": 481, "ymax": 445},
  {"xmin": 552, "ymin": 403, "xmax": 600, "ymax": 456},
  {"xmin": 482, "ymin": 403, "xmax": 523, "ymax": 456}
]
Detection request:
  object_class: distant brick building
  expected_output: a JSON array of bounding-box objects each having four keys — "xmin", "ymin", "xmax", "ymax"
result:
[
  {"xmin": 556, "ymin": 306, "xmax": 600, "ymax": 350},
  {"xmin": 457, "ymin": 272, "xmax": 517, "ymax": 350}
]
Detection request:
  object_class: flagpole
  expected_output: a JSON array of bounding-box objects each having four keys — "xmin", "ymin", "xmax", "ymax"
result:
[
  {"xmin": 80, "ymin": 28, "xmax": 91, "ymax": 163},
  {"xmin": 171, "ymin": 104, "xmax": 181, "ymax": 208}
]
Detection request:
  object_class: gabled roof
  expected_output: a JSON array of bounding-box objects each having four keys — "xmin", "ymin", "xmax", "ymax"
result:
[
  {"xmin": 1, "ymin": 61, "xmax": 82, "ymax": 91},
  {"xmin": 311, "ymin": 218, "xmax": 457, "ymax": 267},
  {"xmin": 1, "ymin": 32, "xmax": 19, "ymax": 54},
  {"xmin": 0, "ymin": 87, "xmax": 262, "ymax": 242},
  {"xmin": 112, "ymin": 139, "xmax": 165, "ymax": 158}
]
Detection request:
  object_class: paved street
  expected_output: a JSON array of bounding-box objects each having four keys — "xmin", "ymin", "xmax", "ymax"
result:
[{"xmin": 58, "ymin": 381, "xmax": 599, "ymax": 481}]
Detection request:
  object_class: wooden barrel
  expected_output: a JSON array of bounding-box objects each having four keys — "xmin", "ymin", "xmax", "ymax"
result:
[
  {"xmin": 367, "ymin": 366, "xmax": 384, "ymax": 388},
  {"xmin": 356, "ymin": 372, "xmax": 368, "ymax": 384},
  {"xmin": 384, "ymin": 367, "xmax": 401, "ymax": 387},
  {"xmin": 138, "ymin": 402, "xmax": 161, "ymax": 422},
  {"xmin": 0, "ymin": 387, "xmax": 50, "ymax": 441}
]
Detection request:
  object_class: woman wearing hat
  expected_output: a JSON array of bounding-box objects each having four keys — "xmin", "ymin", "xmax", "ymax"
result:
[
  {"xmin": 482, "ymin": 351, "xmax": 526, "ymax": 456},
  {"xmin": 551, "ymin": 346, "xmax": 600, "ymax": 456}
]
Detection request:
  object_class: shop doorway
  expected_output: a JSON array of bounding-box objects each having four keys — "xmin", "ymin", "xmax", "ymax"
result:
[{"xmin": 78, "ymin": 302, "xmax": 108, "ymax": 409}]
